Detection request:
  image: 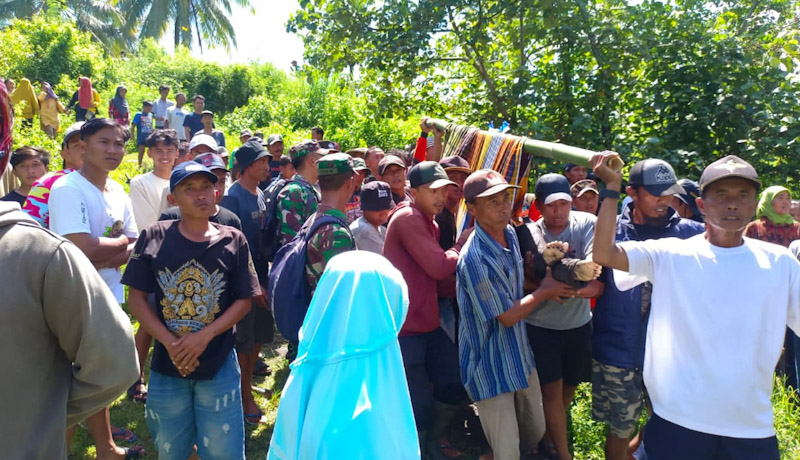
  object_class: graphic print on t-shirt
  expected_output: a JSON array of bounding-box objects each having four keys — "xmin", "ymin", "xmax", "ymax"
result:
[{"xmin": 157, "ymin": 259, "xmax": 225, "ymax": 336}]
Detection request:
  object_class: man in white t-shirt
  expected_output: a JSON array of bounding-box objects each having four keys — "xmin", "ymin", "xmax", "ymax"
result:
[
  {"xmin": 164, "ymin": 93, "xmax": 188, "ymax": 141},
  {"xmin": 591, "ymin": 152, "xmax": 800, "ymax": 460},
  {"xmin": 129, "ymin": 129, "xmax": 178, "ymax": 230},
  {"xmin": 49, "ymin": 117, "xmax": 144, "ymax": 458}
]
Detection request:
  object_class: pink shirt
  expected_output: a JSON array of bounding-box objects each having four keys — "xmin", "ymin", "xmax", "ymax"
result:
[{"xmin": 22, "ymin": 169, "xmax": 73, "ymax": 228}]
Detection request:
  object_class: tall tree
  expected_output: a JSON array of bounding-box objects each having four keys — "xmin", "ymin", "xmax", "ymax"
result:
[
  {"xmin": 0, "ymin": 0, "xmax": 132, "ymax": 51},
  {"xmin": 120, "ymin": 0, "xmax": 252, "ymax": 52}
]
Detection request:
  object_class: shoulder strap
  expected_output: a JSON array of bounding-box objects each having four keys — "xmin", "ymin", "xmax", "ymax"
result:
[{"xmin": 303, "ymin": 214, "xmax": 355, "ymax": 247}]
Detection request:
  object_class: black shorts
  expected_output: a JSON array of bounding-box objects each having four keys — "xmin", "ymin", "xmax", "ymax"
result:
[
  {"xmin": 526, "ymin": 322, "xmax": 592, "ymax": 386},
  {"xmin": 234, "ymin": 301, "xmax": 274, "ymax": 352},
  {"xmin": 644, "ymin": 414, "xmax": 779, "ymax": 460}
]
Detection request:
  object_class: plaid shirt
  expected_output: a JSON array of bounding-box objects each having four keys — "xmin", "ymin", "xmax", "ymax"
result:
[{"xmin": 456, "ymin": 222, "xmax": 536, "ymax": 401}]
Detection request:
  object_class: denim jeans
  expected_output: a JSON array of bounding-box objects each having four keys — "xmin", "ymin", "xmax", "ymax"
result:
[{"xmin": 146, "ymin": 350, "xmax": 245, "ymax": 460}]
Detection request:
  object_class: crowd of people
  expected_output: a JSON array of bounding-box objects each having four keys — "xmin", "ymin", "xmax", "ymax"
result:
[{"xmin": 1, "ymin": 78, "xmax": 800, "ymax": 460}]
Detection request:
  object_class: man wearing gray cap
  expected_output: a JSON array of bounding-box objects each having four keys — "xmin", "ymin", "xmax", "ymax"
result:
[
  {"xmin": 592, "ymin": 153, "xmax": 800, "ymax": 460},
  {"xmin": 671, "ymin": 178, "xmax": 703, "ymax": 223},
  {"xmin": 591, "ymin": 159, "xmax": 704, "ymax": 460}
]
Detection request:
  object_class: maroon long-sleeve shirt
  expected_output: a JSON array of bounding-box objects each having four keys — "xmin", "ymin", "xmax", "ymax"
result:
[{"xmin": 384, "ymin": 203, "xmax": 461, "ymax": 335}]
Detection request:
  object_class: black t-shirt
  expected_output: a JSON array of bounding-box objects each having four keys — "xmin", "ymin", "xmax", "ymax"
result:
[
  {"xmin": 159, "ymin": 205, "xmax": 242, "ymax": 231},
  {"xmin": 122, "ymin": 221, "xmax": 260, "ymax": 380},
  {"xmin": 0, "ymin": 190, "xmax": 26, "ymax": 206},
  {"xmin": 435, "ymin": 208, "xmax": 456, "ymax": 251}
]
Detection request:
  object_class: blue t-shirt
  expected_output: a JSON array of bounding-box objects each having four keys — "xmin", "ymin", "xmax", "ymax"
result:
[
  {"xmin": 183, "ymin": 113, "xmax": 204, "ymax": 139},
  {"xmin": 220, "ymin": 182, "xmax": 268, "ymax": 280},
  {"xmin": 132, "ymin": 112, "xmax": 154, "ymax": 141}
]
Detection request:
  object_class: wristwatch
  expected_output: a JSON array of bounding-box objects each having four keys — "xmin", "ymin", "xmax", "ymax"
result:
[{"xmin": 599, "ymin": 189, "xmax": 621, "ymax": 201}]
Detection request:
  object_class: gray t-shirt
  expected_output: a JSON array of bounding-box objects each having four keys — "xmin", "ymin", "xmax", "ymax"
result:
[{"xmin": 525, "ymin": 211, "xmax": 596, "ymax": 330}]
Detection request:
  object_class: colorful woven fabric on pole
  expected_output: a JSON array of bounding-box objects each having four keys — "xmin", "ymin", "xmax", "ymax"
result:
[{"xmin": 441, "ymin": 123, "xmax": 533, "ymax": 235}]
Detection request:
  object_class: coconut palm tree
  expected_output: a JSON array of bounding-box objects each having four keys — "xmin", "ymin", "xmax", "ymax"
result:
[
  {"xmin": 0, "ymin": 0, "xmax": 133, "ymax": 51},
  {"xmin": 120, "ymin": 0, "xmax": 251, "ymax": 52}
]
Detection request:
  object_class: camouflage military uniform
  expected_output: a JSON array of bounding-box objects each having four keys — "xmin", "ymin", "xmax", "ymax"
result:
[
  {"xmin": 276, "ymin": 174, "xmax": 320, "ymax": 246},
  {"xmin": 305, "ymin": 208, "xmax": 355, "ymax": 292}
]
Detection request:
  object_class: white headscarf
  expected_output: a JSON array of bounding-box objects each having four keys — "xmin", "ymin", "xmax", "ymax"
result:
[{"xmin": 268, "ymin": 251, "xmax": 419, "ymax": 460}]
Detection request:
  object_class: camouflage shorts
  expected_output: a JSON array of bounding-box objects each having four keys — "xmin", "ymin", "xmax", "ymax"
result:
[{"xmin": 591, "ymin": 360, "xmax": 645, "ymax": 438}]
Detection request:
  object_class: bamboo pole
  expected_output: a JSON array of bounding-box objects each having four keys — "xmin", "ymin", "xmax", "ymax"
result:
[{"xmin": 424, "ymin": 118, "xmax": 624, "ymax": 172}]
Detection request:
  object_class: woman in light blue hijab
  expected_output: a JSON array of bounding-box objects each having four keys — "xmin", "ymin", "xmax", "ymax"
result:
[{"xmin": 268, "ymin": 251, "xmax": 419, "ymax": 460}]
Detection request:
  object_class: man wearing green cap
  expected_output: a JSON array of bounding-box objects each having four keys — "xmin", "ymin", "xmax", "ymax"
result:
[
  {"xmin": 276, "ymin": 140, "xmax": 327, "ymax": 246},
  {"xmin": 305, "ymin": 153, "xmax": 358, "ymax": 291}
]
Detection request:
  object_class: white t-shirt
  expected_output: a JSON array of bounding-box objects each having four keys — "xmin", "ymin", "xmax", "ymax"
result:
[
  {"xmin": 129, "ymin": 172, "xmax": 170, "ymax": 230},
  {"xmin": 350, "ymin": 216, "xmax": 386, "ymax": 254},
  {"xmin": 621, "ymin": 234, "xmax": 800, "ymax": 438},
  {"xmin": 166, "ymin": 106, "xmax": 188, "ymax": 140},
  {"xmin": 50, "ymin": 172, "xmax": 138, "ymax": 302}
]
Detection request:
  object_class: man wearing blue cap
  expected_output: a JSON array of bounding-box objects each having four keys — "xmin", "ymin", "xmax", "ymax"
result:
[
  {"xmin": 523, "ymin": 172, "xmax": 603, "ymax": 459},
  {"xmin": 671, "ymin": 178, "xmax": 703, "ymax": 223},
  {"xmin": 124, "ymin": 161, "xmax": 259, "ymax": 460}
]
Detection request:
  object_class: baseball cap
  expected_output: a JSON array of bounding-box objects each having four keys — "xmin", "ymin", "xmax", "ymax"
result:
[
  {"xmin": 194, "ymin": 152, "xmax": 227, "ymax": 171},
  {"xmin": 170, "ymin": 161, "xmax": 218, "ymax": 192},
  {"xmin": 361, "ymin": 181, "xmax": 395, "ymax": 211},
  {"xmin": 347, "ymin": 147, "xmax": 367, "ymax": 158},
  {"xmin": 267, "ymin": 134, "xmax": 283, "ymax": 146},
  {"xmin": 188, "ymin": 134, "xmax": 218, "ymax": 152},
  {"xmin": 699, "ymin": 155, "xmax": 760, "ymax": 192},
  {"xmin": 62, "ymin": 121, "xmax": 85, "ymax": 146},
  {"xmin": 674, "ymin": 178, "xmax": 701, "ymax": 215},
  {"xmin": 378, "ymin": 155, "xmax": 406, "ymax": 176},
  {"xmin": 463, "ymin": 169, "xmax": 520, "ymax": 202},
  {"xmin": 352, "ymin": 157, "xmax": 369, "ymax": 172},
  {"xmin": 318, "ymin": 140, "xmax": 340, "ymax": 152},
  {"xmin": 628, "ymin": 159, "xmax": 685, "ymax": 197},
  {"xmin": 142, "ymin": 100, "xmax": 153, "ymax": 107},
  {"xmin": 570, "ymin": 179, "xmax": 599, "ymax": 197},
  {"xmin": 201, "ymin": 110, "xmax": 213, "ymax": 117},
  {"xmin": 317, "ymin": 153, "xmax": 355, "ymax": 177},
  {"xmin": 535, "ymin": 173, "xmax": 573, "ymax": 204},
  {"xmin": 565, "ymin": 163, "xmax": 582, "ymax": 171},
  {"xmin": 439, "ymin": 156, "xmax": 472, "ymax": 174},
  {"xmin": 236, "ymin": 139, "xmax": 272, "ymax": 171},
  {"xmin": 240, "ymin": 129, "xmax": 252, "ymax": 137},
  {"xmin": 289, "ymin": 140, "xmax": 329, "ymax": 160},
  {"xmin": 408, "ymin": 161, "xmax": 457, "ymax": 189}
]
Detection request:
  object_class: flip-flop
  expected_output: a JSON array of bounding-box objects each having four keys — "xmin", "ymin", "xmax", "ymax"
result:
[
  {"xmin": 111, "ymin": 427, "xmax": 137, "ymax": 443},
  {"xmin": 126, "ymin": 380, "xmax": 147, "ymax": 404},
  {"xmin": 244, "ymin": 410, "xmax": 264, "ymax": 426},
  {"xmin": 122, "ymin": 446, "xmax": 145, "ymax": 459}
]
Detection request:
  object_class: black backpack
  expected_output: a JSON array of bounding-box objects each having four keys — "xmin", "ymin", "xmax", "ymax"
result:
[{"xmin": 259, "ymin": 178, "xmax": 317, "ymax": 262}]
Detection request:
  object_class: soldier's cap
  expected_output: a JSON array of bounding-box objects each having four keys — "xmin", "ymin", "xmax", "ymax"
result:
[
  {"xmin": 351, "ymin": 157, "xmax": 369, "ymax": 172},
  {"xmin": 236, "ymin": 139, "xmax": 273, "ymax": 171},
  {"xmin": 438, "ymin": 156, "xmax": 472, "ymax": 174},
  {"xmin": 378, "ymin": 155, "xmax": 406, "ymax": 176},
  {"xmin": 699, "ymin": 155, "xmax": 760, "ymax": 192},
  {"xmin": 628, "ymin": 159, "xmax": 685, "ymax": 197},
  {"xmin": 360, "ymin": 181, "xmax": 395, "ymax": 211},
  {"xmin": 317, "ymin": 153, "xmax": 355, "ymax": 177},
  {"xmin": 170, "ymin": 161, "xmax": 217, "ymax": 192},
  {"xmin": 570, "ymin": 179, "xmax": 599, "ymax": 197},
  {"xmin": 464, "ymin": 169, "xmax": 520, "ymax": 202},
  {"xmin": 408, "ymin": 161, "xmax": 457, "ymax": 189},
  {"xmin": 674, "ymin": 178, "xmax": 701, "ymax": 216},
  {"xmin": 194, "ymin": 152, "xmax": 227, "ymax": 171},
  {"xmin": 62, "ymin": 121, "xmax": 85, "ymax": 147},
  {"xmin": 289, "ymin": 139, "xmax": 329, "ymax": 160},
  {"xmin": 188, "ymin": 133, "xmax": 218, "ymax": 152}
]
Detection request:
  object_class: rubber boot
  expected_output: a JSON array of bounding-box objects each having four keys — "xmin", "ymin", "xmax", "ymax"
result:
[{"xmin": 425, "ymin": 402, "xmax": 460, "ymax": 460}]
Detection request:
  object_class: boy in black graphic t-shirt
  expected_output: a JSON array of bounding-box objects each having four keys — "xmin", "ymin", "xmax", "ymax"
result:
[{"xmin": 122, "ymin": 161, "xmax": 259, "ymax": 460}]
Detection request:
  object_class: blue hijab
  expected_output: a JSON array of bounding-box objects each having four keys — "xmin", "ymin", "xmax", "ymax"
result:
[{"xmin": 268, "ymin": 251, "xmax": 419, "ymax": 459}]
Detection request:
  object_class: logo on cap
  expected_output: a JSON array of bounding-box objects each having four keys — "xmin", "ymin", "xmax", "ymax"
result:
[
  {"xmin": 378, "ymin": 189, "xmax": 388, "ymax": 198},
  {"xmin": 717, "ymin": 159, "xmax": 748, "ymax": 172},
  {"xmin": 185, "ymin": 164, "xmax": 204, "ymax": 172},
  {"xmin": 654, "ymin": 165, "xmax": 676, "ymax": 184}
]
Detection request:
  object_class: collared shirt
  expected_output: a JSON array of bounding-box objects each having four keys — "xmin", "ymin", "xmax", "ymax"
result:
[{"xmin": 457, "ymin": 222, "xmax": 536, "ymax": 401}]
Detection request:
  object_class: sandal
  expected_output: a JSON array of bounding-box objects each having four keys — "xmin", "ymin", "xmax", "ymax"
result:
[
  {"xmin": 111, "ymin": 426, "xmax": 137, "ymax": 443},
  {"xmin": 126, "ymin": 379, "xmax": 147, "ymax": 404},
  {"xmin": 253, "ymin": 360, "xmax": 272, "ymax": 377},
  {"xmin": 244, "ymin": 410, "xmax": 264, "ymax": 426},
  {"xmin": 122, "ymin": 446, "xmax": 145, "ymax": 459}
]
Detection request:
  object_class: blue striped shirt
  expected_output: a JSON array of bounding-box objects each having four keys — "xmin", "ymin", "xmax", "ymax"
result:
[{"xmin": 456, "ymin": 222, "xmax": 537, "ymax": 401}]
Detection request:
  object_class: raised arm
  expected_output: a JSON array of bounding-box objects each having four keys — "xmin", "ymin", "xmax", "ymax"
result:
[{"xmin": 589, "ymin": 152, "xmax": 629, "ymax": 271}]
